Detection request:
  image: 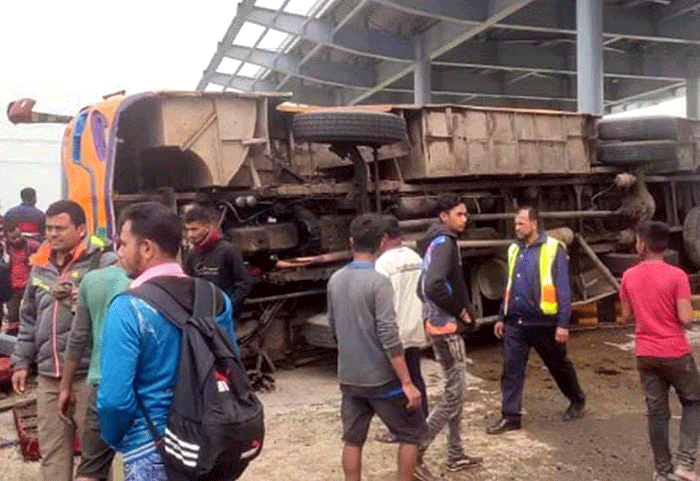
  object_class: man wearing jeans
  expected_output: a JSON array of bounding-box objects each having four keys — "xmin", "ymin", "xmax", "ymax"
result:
[
  {"xmin": 621, "ymin": 221, "xmax": 700, "ymax": 481},
  {"xmin": 414, "ymin": 193, "xmax": 482, "ymax": 480},
  {"xmin": 488, "ymin": 206, "xmax": 585, "ymax": 435}
]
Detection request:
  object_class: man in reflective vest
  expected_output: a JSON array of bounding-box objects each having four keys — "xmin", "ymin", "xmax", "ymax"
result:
[{"xmin": 486, "ymin": 206, "xmax": 586, "ymax": 435}]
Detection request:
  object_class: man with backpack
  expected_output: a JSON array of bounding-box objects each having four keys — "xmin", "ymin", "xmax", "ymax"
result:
[{"xmin": 98, "ymin": 202, "xmax": 260, "ymax": 481}]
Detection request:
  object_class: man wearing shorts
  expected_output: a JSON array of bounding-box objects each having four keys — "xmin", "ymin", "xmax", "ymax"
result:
[{"xmin": 327, "ymin": 213, "xmax": 426, "ymax": 481}]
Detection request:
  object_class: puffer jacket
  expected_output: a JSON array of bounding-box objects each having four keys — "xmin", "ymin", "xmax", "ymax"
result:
[{"xmin": 11, "ymin": 235, "xmax": 116, "ymax": 378}]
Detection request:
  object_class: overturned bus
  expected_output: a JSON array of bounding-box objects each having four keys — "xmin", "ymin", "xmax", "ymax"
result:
[{"xmin": 8, "ymin": 91, "xmax": 700, "ymax": 364}]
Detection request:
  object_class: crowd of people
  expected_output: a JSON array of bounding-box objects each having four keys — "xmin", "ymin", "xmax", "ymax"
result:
[{"xmin": 1, "ymin": 187, "xmax": 698, "ymax": 481}]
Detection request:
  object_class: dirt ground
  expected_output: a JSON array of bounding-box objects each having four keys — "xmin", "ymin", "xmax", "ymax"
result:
[{"xmin": 1, "ymin": 325, "xmax": 699, "ymax": 480}]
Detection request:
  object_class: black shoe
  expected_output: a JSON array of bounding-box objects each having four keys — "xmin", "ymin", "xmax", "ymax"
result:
[
  {"xmin": 486, "ymin": 417, "xmax": 521, "ymax": 435},
  {"xmin": 563, "ymin": 398, "xmax": 586, "ymax": 421}
]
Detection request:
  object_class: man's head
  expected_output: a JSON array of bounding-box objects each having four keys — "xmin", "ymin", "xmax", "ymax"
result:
[
  {"xmin": 45, "ymin": 200, "xmax": 87, "ymax": 253},
  {"xmin": 183, "ymin": 205, "xmax": 215, "ymax": 247},
  {"xmin": 437, "ymin": 193, "xmax": 468, "ymax": 233},
  {"xmin": 5, "ymin": 218, "xmax": 22, "ymax": 244},
  {"xmin": 349, "ymin": 214, "xmax": 386, "ymax": 257},
  {"xmin": 117, "ymin": 202, "xmax": 182, "ymax": 279},
  {"xmin": 514, "ymin": 206, "xmax": 539, "ymax": 241},
  {"xmin": 20, "ymin": 187, "xmax": 36, "ymax": 206},
  {"xmin": 635, "ymin": 221, "xmax": 669, "ymax": 257}
]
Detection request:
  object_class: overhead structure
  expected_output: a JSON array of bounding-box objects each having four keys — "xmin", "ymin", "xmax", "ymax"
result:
[{"xmin": 198, "ymin": 0, "xmax": 700, "ymax": 114}]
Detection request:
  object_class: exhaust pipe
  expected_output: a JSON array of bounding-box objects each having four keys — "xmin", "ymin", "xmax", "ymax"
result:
[{"xmin": 7, "ymin": 98, "xmax": 72, "ymax": 124}]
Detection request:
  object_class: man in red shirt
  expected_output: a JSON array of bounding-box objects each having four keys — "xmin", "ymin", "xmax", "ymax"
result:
[
  {"xmin": 4, "ymin": 219, "xmax": 39, "ymax": 334},
  {"xmin": 621, "ymin": 221, "xmax": 700, "ymax": 481}
]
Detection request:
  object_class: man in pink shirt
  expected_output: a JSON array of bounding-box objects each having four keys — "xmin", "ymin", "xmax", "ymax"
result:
[{"xmin": 620, "ymin": 221, "xmax": 700, "ymax": 481}]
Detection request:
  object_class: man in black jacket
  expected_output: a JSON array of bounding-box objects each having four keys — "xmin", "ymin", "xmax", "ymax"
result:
[
  {"xmin": 413, "ymin": 193, "xmax": 481, "ymax": 481},
  {"xmin": 183, "ymin": 206, "xmax": 251, "ymax": 318}
]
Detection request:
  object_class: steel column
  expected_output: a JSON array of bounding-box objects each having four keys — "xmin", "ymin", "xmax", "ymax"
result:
[
  {"xmin": 414, "ymin": 35, "xmax": 431, "ymax": 104},
  {"xmin": 577, "ymin": 0, "xmax": 604, "ymax": 114},
  {"xmin": 687, "ymin": 77, "xmax": 700, "ymax": 119}
]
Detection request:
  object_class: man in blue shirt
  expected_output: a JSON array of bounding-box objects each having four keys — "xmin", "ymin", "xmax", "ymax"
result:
[
  {"xmin": 4, "ymin": 187, "xmax": 45, "ymax": 240},
  {"xmin": 97, "ymin": 202, "xmax": 236, "ymax": 481},
  {"xmin": 487, "ymin": 206, "xmax": 586, "ymax": 435}
]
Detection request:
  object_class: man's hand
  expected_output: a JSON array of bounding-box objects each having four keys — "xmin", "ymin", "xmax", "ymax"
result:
[
  {"xmin": 555, "ymin": 327, "xmax": 570, "ymax": 344},
  {"xmin": 494, "ymin": 320, "xmax": 505, "ymax": 339},
  {"xmin": 402, "ymin": 382, "xmax": 422, "ymax": 410},
  {"xmin": 12, "ymin": 369, "xmax": 28, "ymax": 395},
  {"xmin": 459, "ymin": 308, "xmax": 471, "ymax": 323},
  {"xmin": 57, "ymin": 388, "xmax": 75, "ymax": 425}
]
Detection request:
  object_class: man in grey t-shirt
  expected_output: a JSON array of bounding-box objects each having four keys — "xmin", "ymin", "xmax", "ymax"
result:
[{"xmin": 327, "ymin": 214, "xmax": 426, "ymax": 481}]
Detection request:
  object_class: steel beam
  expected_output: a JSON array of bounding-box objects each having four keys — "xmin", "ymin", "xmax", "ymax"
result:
[
  {"xmin": 577, "ymin": 0, "xmax": 604, "ymax": 114},
  {"xmin": 660, "ymin": 0, "xmax": 700, "ymax": 21},
  {"xmin": 197, "ymin": 0, "xmax": 256, "ymax": 91},
  {"xmin": 209, "ymin": 73, "xmax": 335, "ymax": 104},
  {"xmin": 224, "ymin": 45, "xmax": 376, "ymax": 88},
  {"xmin": 413, "ymin": 35, "xmax": 431, "ymax": 104},
  {"xmin": 348, "ymin": 0, "xmax": 538, "ymax": 104},
  {"xmin": 435, "ymin": 41, "xmax": 696, "ymax": 81},
  {"xmin": 245, "ymin": 5, "xmax": 414, "ymax": 62},
  {"xmin": 503, "ymin": 0, "xmax": 700, "ymax": 45},
  {"xmin": 688, "ymin": 77, "xmax": 700, "ymax": 118},
  {"xmin": 371, "ymin": 0, "xmax": 485, "ymax": 23}
]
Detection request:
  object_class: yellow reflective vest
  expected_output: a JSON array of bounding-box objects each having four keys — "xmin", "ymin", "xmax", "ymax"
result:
[{"xmin": 503, "ymin": 236, "xmax": 561, "ymax": 316}]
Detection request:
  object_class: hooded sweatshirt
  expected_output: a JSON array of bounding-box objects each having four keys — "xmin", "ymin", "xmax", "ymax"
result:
[{"xmin": 417, "ymin": 223, "xmax": 470, "ymax": 334}]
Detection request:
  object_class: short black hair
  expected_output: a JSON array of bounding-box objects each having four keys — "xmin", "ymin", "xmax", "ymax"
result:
[
  {"xmin": 382, "ymin": 215, "xmax": 401, "ymax": 239},
  {"xmin": 436, "ymin": 193, "xmax": 463, "ymax": 215},
  {"xmin": 183, "ymin": 205, "xmax": 215, "ymax": 225},
  {"xmin": 635, "ymin": 220, "xmax": 669, "ymax": 253},
  {"xmin": 46, "ymin": 200, "xmax": 86, "ymax": 227},
  {"xmin": 349, "ymin": 214, "xmax": 385, "ymax": 254},
  {"xmin": 20, "ymin": 187, "xmax": 36, "ymax": 205},
  {"xmin": 517, "ymin": 205, "xmax": 539, "ymax": 222},
  {"xmin": 118, "ymin": 202, "xmax": 182, "ymax": 258}
]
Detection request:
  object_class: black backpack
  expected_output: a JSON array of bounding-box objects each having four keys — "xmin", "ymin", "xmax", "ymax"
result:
[{"xmin": 130, "ymin": 277, "xmax": 264, "ymax": 481}]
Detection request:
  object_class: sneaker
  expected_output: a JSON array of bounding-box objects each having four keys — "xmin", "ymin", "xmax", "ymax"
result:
[
  {"xmin": 675, "ymin": 466, "xmax": 700, "ymax": 481},
  {"xmin": 563, "ymin": 398, "xmax": 586, "ymax": 421},
  {"xmin": 445, "ymin": 455, "xmax": 483, "ymax": 472},
  {"xmin": 413, "ymin": 462, "xmax": 438, "ymax": 481},
  {"xmin": 653, "ymin": 471, "xmax": 684, "ymax": 481}
]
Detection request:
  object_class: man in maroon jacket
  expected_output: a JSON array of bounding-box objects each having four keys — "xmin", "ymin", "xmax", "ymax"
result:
[{"xmin": 4, "ymin": 219, "xmax": 39, "ymax": 334}]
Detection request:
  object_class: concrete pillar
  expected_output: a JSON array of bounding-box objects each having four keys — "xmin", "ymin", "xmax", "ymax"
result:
[
  {"xmin": 576, "ymin": 0, "xmax": 604, "ymax": 115},
  {"xmin": 687, "ymin": 77, "xmax": 700, "ymax": 119},
  {"xmin": 414, "ymin": 35, "xmax": 431, "ymax": 105}
]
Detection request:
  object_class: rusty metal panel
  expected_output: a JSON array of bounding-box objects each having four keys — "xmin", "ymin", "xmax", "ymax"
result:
[{"xmin": 399, "ymin": 105, "xmax": 594, "ymax": 179}]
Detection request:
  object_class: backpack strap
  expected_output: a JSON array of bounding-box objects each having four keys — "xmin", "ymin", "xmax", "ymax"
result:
[{"xmin": 128, "ymin": 282, "xmax": 191, "ymax": 329}]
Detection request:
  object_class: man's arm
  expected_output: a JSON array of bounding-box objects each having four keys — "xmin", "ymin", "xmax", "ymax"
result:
[
  {"xmin": 326, "ymin": 286, "xmax": 336, "ymax": 343},
  {"xmin": 225, "ymin": 246, "xmax": 251, "ymax": 316},
  {"xmin": 375, "ymin": 277, "xmax": 420, "ymax": 408},
  {"xmin": 11, "ymin": 282, "xmax": 38, "ymax": 394},
  {"xmin": 553, "ymin": 245, "xmax": 572, "ymax": 329},
  {"xmin": 59, "ymin": 285, "xmax": 92, "ymax": 420},
  {"xmin": 97, "ymin": 296, "xmax": 141, "ymax": 448},
  {"xmin": 677, "ymin": 273, "xmax": 693, "ymax": 327},
  {"xmin": 183, "ymin": 251, "xmax": 194, "ymax": 277},
  {"xmin": 424, "ymin": 240, "xmax": 462, "ymax": 318}
]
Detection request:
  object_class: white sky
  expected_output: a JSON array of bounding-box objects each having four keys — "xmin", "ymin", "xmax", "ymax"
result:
[
  {"xmin": 0, "ymin": 1, "xmax": 689, "ymax": 212},
  {"xmin": 0, "ymin": 0, "xmax": 237, "ymax": 211}
]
